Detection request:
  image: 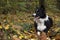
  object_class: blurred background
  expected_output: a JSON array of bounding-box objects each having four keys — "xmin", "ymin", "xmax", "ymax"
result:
[{"xmin": 0, "ymin": 0, "xmax": 60, "ymax": 40}]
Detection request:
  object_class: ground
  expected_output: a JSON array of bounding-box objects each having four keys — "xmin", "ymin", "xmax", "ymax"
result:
[{"xmin": 0, "ymin": 11, "xmax": 60, "ymax": 40}]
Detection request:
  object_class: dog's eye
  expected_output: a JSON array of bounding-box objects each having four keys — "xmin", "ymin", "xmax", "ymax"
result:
[{"xmin": 36, "ymin": 9, "xmax": 38, "ymax": 11}]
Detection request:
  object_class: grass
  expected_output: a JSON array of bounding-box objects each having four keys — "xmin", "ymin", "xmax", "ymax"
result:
[{"xmin": 0, "ymin": 11, "xmax": 60, "ymax": 40}]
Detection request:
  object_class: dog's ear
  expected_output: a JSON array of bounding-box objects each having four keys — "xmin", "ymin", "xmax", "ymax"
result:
[{"xmin": 35, "ymin": 8, "xmax": 40, "ymax": 13}]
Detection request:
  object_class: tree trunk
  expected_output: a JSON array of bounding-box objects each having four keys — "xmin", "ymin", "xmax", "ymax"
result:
[
  {"xmin": 39, "ymin": 0, "xmax": 45, "ymax": 8},
  {"xmin": 57, "ymin": 0, "xmax": 60, "ymax": 10}
]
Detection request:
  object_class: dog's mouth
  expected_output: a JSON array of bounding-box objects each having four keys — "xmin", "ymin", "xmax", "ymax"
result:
[
  {"xmin": 35, "ymin": 16, "xmax": 40, "ymax": 19},
  {"xmin": 34, "ymin": 16, "xmax": 40, "ymax": 21},
  {"xmin": 32, "ymin": 13, "xmax": 40, "ymax": 19}
]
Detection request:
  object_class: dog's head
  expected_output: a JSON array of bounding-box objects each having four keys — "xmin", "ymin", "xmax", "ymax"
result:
[{"xmin": 32, "ymin": 7, "xmax": 46, "ymax": 19}]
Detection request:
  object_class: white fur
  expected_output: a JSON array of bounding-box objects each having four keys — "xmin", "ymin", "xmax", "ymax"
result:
[
  {"xmin": 37, "ymin": 31, "xmax": 41, "ymax": 35},
  {"xmin": 36, "ymin": 15, "xmax": 49, "ymax": 31},
  {"xmin": 33, "ymin": 13, "xmax": 36, "ymax": 16},
  {"xmin": 37, "ymin": 24, "xmax": 46, "ymax": 31}
]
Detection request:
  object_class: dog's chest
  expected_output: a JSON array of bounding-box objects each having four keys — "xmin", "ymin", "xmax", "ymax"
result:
[
  {"xmin": 36, "ymin": 16, "xmax": 49, "ymax": 31},
  {"xmin": 37, "ymin": 21, "xmax": 46, "ymax": 31}
]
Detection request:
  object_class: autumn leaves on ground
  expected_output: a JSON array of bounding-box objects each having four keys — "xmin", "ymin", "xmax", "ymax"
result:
[{"xmin": 0, "ymin": 11, "xmax": 60, "ymax": 40}]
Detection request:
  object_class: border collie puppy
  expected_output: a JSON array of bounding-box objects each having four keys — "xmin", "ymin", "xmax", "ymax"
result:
[{"xmin": 33, "ymin": 7, "xmax": 53, "ymax": 35}]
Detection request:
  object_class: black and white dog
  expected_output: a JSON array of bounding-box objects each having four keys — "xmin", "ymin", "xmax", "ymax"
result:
[{"xmin": 33, "ymin": 7, "xmax": 53, "ymax": 35}]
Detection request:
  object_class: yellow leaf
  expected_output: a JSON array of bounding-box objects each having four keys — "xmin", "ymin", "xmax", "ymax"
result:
[
  {"xmin": 19, "ymin": 35, "xmax": 24, "ymax": 39},
  {"xmin": 30, "ymin": 30, "xmax": 33, "ymax": 33},
  {"xmin": 0, "ymin": 25, "xmax": 2, "ymax": 29},
  {"xmin": 25, "ymin": 36, "xmax": 28, "ymax": 39},
  {"xmin": 13, "ymin": 35, "xmax": 17, "ymax": 38},
  {"xmin": 30, "ymin": 39, "xmax": 36, "ymax": 40},
  {"xmin": 18, "ymin": 19, "xmax": 21, "ymax": 22},
  {"xmin": 10, "ymin": 22, "xmax": 13, "ymax": 25},
  {"xmin": 4, "ymin": 24, "xmax": 10, "ymax": 30},
  {"xmin": 17, "ymin": 31, "xmax": 20, "ymax": 34},
  {"xmin": 24, "ymin": 30, "xmax": 28, "ymax": 33}
]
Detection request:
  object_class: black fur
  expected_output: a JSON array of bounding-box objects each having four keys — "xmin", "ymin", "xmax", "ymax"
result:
[
  {"xmin": 35, "ymin": 7, "xmax": 46, "ymax": 18},
  {"xmin": 44, "ymin": 17, "xmax": 53, "ymax": 33},
  {"xmin": 34, "ymin": 22, "xmax": 37, "ymax": 32},
  {"xmin": 34, "ymin": 17, "xmax": 53, "ymax": 33},
  {"xmin": 33, "ymin": 7, "xmax": 53, "ymax": 34}
]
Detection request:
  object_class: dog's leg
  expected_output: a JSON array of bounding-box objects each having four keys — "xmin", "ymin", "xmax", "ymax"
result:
[{"xmin": 39, "ymin": 32, "xmax": 47, "ymax": 40}]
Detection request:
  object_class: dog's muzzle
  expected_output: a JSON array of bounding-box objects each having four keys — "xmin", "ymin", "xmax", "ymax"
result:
[{"xmin": 32, "ymin": 13, "xmax": 36, "ymax": 17}]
